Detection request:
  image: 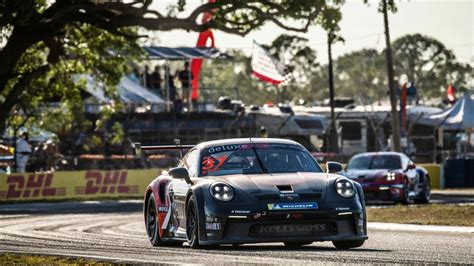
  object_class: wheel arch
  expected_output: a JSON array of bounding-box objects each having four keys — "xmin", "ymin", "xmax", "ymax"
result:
[{"xmin": 184, "ymin": 186, "xmax": 207, "ymax": 243}]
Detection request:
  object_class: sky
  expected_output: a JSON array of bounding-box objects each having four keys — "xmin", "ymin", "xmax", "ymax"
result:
[{"xmin": 152, "ymin": 0, "xmax": 473, "ymax": 65}]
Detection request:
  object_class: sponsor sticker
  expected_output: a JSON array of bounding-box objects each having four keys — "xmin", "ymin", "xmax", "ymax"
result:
[
  {"xmin": 205, "ymin": 222, "xmax": 222, "ymax": 230},
  {"xmin": 231, "ymin": 210, "xmax": 251, "ymax": 214},
  {"xmin": 158, "ymin": 206, "xmax": 169, "ymax": 212},
  {"xmin": 267, "ymin": 202, "xmax": 318, "ymax": 210}
]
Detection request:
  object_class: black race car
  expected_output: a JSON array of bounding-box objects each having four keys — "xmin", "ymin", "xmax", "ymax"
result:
[{"xmin": 142, "ymin": 138, "xmax": 368, "ymax": 249}]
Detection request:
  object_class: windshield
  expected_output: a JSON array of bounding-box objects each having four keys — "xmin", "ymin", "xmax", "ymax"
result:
[
  {"xmin": 200, "ymin": 143, "xmax": 322, "ymax": 177},
  {"xmin": 347, "ymin": 155, "xmax": 401, "ymax": 170}
]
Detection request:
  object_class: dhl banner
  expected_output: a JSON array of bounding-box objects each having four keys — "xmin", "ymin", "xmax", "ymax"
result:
[
  {"xmin": 0, "ymin": 164, "xmax": 442, "ymax": 202},
  {"xmin": 0, "ymin": 169, "xmax": 161, "ymax": 202}
]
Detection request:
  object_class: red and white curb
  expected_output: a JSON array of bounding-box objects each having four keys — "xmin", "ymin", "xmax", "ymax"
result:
[{"xmin": 368, "ymin": 222, "xmax": 474, "ymax": 233}]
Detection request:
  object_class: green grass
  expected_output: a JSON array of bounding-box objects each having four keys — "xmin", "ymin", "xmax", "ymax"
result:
[
  {"xmin": 367, "ymin": 204, "xmax": 474, "ymax": 226},
  {"xmin": 0, "ymin": 253, "xmax": 112, "ymax": 265}
]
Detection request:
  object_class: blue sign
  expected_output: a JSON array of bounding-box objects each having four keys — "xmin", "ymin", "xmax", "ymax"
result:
[{"xmin": 267, "ymin": 202, "xmax": 318, "ymax": 210}]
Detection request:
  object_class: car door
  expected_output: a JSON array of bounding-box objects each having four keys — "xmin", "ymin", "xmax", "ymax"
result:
[{"xmin": 173, "ymin": 149, "xmax": 199, "ymax": 231}]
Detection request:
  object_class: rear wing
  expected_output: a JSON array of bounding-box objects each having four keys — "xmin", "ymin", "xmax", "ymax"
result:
[{"xmin": 133, "ymin": 139, "xmax": 195, "ymax": 158}]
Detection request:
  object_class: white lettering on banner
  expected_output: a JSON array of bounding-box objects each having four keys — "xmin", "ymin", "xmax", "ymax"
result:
[{"xmin": 251, "ymin": 41, "xmax": 284, "ymax": 83}]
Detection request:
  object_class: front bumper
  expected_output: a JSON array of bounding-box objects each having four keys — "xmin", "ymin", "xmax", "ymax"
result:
[
  {"xmin": 360, "ymin": 183, "xmax": 404, "ymax": 201},
  {"xmin": 200, "ymin": 203, "xmax": 367, "ymax": 245}
]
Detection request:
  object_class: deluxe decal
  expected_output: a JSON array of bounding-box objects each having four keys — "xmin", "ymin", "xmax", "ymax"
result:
[
  {"xmin": 267, "ymin": 202, "xmax": 318, "ymax": 210},
  {"xmin": 207, "ymin": 144, "xmax": 249, "ymax": 154}
]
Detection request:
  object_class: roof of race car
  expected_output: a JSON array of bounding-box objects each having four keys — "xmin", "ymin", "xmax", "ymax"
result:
[
  {"xmin": 350, "ymin": 151, "xmax": 404, "ymax": 158},
  {"xmin": 194, "ymin": 138, "xmax": 301, "ymax": 150}
]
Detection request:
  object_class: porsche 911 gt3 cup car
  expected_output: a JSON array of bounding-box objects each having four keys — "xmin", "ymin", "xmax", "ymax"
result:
[{"xmin": 142, "ymin": 138, "xmax": 368, "ymax": 249}]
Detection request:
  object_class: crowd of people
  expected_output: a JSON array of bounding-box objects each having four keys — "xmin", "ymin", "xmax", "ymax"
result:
[{"xmin": 129, "ymin": 62, "xmax": 194, "ymax": 111}]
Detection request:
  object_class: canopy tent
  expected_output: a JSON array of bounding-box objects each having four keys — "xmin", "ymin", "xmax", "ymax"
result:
[
  {"xmin": 416, "ymin": 92, "xmax": 474, "ymax": 130},
  {"xmin": 81, "ymin": 75, "xmax": 167, "ymax": 109},
  {"xmin": 143, "ymin": 46, "xmax": 233, "ymax": 61}
]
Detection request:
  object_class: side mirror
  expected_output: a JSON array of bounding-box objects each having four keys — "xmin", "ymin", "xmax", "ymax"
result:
[
  {"xmin": 169, "ymin": 167, "xmax": 193, "ymax": 184},
  {"xmin": 326, "ymin": 161, "xmax": 343, "ymax": 174},
  {"xmin": 406, "ymin": 163, "xmax": 416, "ymax": 171}
]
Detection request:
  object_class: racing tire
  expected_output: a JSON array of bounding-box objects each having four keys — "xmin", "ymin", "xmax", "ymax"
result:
[
  {"xmin": 332, "ymin": 240, "xmax": 365, "ymax": 249},
  {"xmin": 186, "ymin": 196, "xmax": 200, "ymax": 249},
  {"xmin": 414, "ymin": 175, "xmax": 431, "ymax": 204},
  {"xmin": 146, "ymin": 193, "xmax": 163, "ymax": 246},
  {"xmin": 283, "ymin": 241, "xmax": 313, "ymax": 247}
]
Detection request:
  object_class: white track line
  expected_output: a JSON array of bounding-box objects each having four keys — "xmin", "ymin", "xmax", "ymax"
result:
[{"xmin": 368, "ymin": 222, "xmax": 474, "ymax": 233}]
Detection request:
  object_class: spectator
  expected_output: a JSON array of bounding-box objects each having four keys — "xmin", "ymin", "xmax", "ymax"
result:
[
  {"xmin": 16, "ymin": 132, "xmax": 31, "ymax": 173},
  {"xmin": 150, "ymin": 65, "xmax": 162, "ymax": 96},
  {"xmin": 142, "ymin": 65, "xmax": 151, "ymax": 88},
  {"xmin": 164, "ymin": 65, "xmax": 177, "ymax": 102},
  {"xmin": 177, "ymin": 62, "xmax": 193, "ymax": 103}
]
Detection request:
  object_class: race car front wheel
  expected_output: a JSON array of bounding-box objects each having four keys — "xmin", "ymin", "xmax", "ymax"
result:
[
  {"xmin": 146, "ymin": 193, "xmax": 163, "ymax": 246},
  {"xmin": 332, "ymin": 240, "xmax": 365, "ymax": 249},
  {"xmin": 186, "ymin": 196, "xmax": 200, "ymax": 248}
]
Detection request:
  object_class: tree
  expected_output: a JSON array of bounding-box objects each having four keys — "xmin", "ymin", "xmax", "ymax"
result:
[
  {"xmin": 0, "ymin": 0, "xmax": 341, "ymax": 134},
  {"xmin": 392, "ymin": 33, "xmax": 472, "ymax": 98},
  {"xmin": 264, "ymin": 34, "xmax": 319, "ymax": 103},
  {"xmin": 335, "ymin": 49, "xmax": 386, "ymax": 101}
]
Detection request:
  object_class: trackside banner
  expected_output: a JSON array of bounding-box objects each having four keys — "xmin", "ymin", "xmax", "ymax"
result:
[{"xmin": 0, "ymin": 169, "xmax": 160, "ymax": 202}]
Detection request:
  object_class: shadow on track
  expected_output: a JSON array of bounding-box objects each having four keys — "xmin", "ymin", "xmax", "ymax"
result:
[{"xmin": 0, "ymin": 200, "xmax": 143, "ymax": 215}]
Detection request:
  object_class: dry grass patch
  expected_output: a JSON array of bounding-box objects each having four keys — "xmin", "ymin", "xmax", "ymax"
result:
[
  {"xmin": 0, "ymin": 253, "xmax": 112, "ymax": 265},
  {"xmin": 367, "ymin": 204, "xmax": 474, "ymax": 226}
]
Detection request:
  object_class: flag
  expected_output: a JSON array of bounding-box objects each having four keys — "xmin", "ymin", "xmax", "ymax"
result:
[
  {"xmin": 191, "ymin": 0, "xmax": 216, "ymax": 101},
  {"xmin": 251, "ymin": 41, "xmax": 286, "ymax": 85},
  {"xmin": 446, "ymin": 84, "xmax": 456, "ymax": 103}
]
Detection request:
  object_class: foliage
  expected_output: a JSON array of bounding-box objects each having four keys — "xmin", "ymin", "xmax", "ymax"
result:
[
  {"xmin": 201, "ymin": 33, "xmax": 471, "ymax": 106},
  {"xmin": 333, "ymin": 49, "xmax": 387, "ymax": 101},
  {"xmin": 0, "ymin": 0, "xmax": 343, "ymax": 134},
  {"xmin": 392, "ymin": 34, "xmax": 472, "ymax": 98}
]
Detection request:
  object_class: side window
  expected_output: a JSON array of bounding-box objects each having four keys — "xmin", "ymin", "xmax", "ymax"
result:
[{"xmin": 183, "ymin": 149, "xmax": 199, "ymax": 177}]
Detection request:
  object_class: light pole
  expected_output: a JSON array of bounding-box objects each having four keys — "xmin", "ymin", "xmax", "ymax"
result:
[{"xmin": 382, "ymin": 0, "xmax": 401, "ymax": 152}]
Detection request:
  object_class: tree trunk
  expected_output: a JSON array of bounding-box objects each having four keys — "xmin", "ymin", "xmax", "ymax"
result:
[
  {"xmin": 382, "ymin": 0, "xmax": 401, "ymax": 152},
  {"xmin": 327, "ymin": 32, "xmax": 339, "ymax": 153}
]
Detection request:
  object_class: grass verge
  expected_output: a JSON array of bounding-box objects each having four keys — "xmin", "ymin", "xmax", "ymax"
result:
[
  {"xmin": 367, "ymin": 204, "xmax": 474, "ymax": 226},
  {"xmin": 0, "ymin": 253, "xmax": 111, "ymax": 265}
]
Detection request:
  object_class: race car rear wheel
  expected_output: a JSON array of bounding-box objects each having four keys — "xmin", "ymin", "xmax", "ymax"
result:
[
  {"xmin": 284, "ymin": 241, "xmax": 313, "ymax": 247},
  {"xmin": 146, "ymin": 193, "xmax": 162, "ymax": 246},
  {"xmin": 332, "ymin": 240, "xmax": 365, "ymax": 249},
  {"xmin": 414, "ymin": 175, "xmax": 431, "ymax": 204},
  {"xmin": 401, "ymin": 179, "xmax": 413, "ymax": 205},
  {"xmin": 186, "ymin": 197, "xmax": 200, "ymax": 249}
]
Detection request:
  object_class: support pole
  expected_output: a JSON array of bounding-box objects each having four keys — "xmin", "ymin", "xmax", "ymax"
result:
[{"xmin": 382, "ymin": 0, "xmax": 401, "ymax": 152}]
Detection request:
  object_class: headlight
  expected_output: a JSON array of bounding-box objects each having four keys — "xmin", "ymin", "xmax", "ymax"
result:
[
  {"xmin": 386, "ymin": 172, "xmax": 396, "ymax": 181},
  {"xmin": 210, "ymin": 183, "xmax": 235, "ymax": 201},
  {"xmin": 335, "ymin": 179, "xmax": 355, "ymax": 198}
]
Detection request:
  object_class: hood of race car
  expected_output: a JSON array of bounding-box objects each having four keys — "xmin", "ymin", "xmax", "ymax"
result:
[
  {"xmin": 342, "ymin": 169, "xmax": 389, "ymax": 180},
  {"xmin": 208, "ymin": 172, "xmax": 331, "ymax": 195}
]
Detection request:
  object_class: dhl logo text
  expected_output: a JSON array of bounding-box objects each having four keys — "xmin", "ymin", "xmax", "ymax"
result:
[
  {"xmin": 0, "ymin": 174, "xmax": 65, "ymax": 199},
  {"xmin": 75, "ymin": 171, "xmax": 138, "ymax": 195}
]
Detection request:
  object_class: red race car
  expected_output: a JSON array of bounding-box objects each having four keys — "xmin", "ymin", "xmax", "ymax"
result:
[{"xmin": 341, "ymin": 152, "xmax": 430, "ymax": 204}]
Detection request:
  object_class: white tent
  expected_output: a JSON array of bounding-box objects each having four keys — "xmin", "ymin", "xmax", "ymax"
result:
[{"xmin": 417, "ymin": 92, "xmax": 474, "ymax": 130}]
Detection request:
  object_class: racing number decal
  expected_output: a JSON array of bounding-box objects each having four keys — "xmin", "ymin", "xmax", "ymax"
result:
[{"xmin": 201, "ymin": 155, "xmax": 228, "ymax": 175}]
